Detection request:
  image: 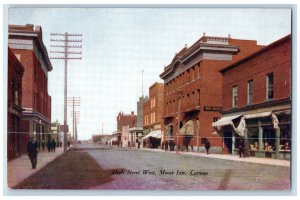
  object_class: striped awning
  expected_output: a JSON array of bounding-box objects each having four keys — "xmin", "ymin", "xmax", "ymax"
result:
[
  {"xmin": 179, "ymin": 120, "xmax": 194, "ymax": 136},
  {"xmin": 142, "ymin": 130, "xmax": 161, "ymax": 140},
  {"xmin": 212, "ymin": 115, "xmax": 241, "ymax": 127}
]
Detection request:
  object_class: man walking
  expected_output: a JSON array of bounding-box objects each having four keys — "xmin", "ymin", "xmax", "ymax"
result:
[
  {"xmin": 27, "ymin": 137, "xmax": 38, "ymax": 169},
  {"xmin": 205, "ymin": 139, "xmax": 210, "ymax": 155}
]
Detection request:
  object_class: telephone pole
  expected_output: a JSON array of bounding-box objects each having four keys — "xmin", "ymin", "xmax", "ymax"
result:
[
  {"xmin": 71, "ymin": 111, "xmax": 80, "ymax": 142},
  {"xmin": 50, "ymin": 32, "xmax": 82, "ymax": 152},
  {"xmin": 68, "ymin": 97, "xmax": 80, "ymax": 143}
]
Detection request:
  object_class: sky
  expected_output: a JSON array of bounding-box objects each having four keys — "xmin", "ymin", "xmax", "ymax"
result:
[{"xmin": 7, "ymin": 7, "xmax": 291, "ymax": 140}]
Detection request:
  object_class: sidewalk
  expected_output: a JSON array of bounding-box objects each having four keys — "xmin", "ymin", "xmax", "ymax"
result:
[
  {"xmin": 7, "ymin": 147, "xmax": 65, "ymax": 188},
  {"xmin": 141, "ymin": 148, "xmax": 290, "ymax": 167}
]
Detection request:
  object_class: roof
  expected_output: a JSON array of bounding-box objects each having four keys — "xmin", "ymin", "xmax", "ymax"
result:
[
  {"xmin": 220, "ymin": 34, "xmax": 291, "ymax": 73},
  {"xmin": 8, "ymin": 24, "xmax": 53, "ymax": 72},
  {"xmin": 160, "ymin": 34, "xmax": 242, "ymax": 79}
]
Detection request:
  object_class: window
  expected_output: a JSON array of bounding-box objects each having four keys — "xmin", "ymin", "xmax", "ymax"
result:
[
  {"xmin": 232, "ymin": 86, "xmax": 238, "ymax": 107},
  {"xmin": 166, "ymin": 103, "xmax": 169, "ymax": 114},
  {"xmin": 197, "ymin": 65, "xmax": 200, "ymax": 79},
  {"xmin": 197, "ymin": 89, "xmax": 200, "ymax": 106},
  {"xmin": 15, "ymin": 90, "xmax": 19, "ymax": 106},
  {"xmin": 247, "ymin": 80, "xmax": 253, "ymax": 105},
  {"xmin": 187, "ymin": 94, "xmax": 190, "ymax": 107},
  {"xmin": 266, "ymin": 73, "xmax": 274, "ymax": 100},
  {"xmin": 191, "ymin": 67, "xmax": 195, "ymax": 81},
  {"xmin": 151, "ymin": 97, "xmax": 156, "ymax": 109}
]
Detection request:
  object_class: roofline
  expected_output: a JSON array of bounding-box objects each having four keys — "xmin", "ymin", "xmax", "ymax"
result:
[
  {"xmin": 220, "ymin": 34, "xmax": 291, "ymax": 73},
  {"xmin": 9, "ymin": 30, "xmax": 53, "ymax": 72}
]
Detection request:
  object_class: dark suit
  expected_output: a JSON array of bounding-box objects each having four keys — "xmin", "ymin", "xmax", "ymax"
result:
[{"xmin": 27, "ymin": 140, "xmax": 38, "ymax": 169}]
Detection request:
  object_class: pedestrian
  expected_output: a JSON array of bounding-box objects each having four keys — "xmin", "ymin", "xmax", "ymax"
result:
[
  {"xmin": 52, "ymin": 140, "xmax": 56, "ymax": 152},
  {"xmin": 165, "ymin": 141, "xmax": 168, "ymax": 151},
  {"xmin": 41, "ymin": 140, "xmax": 45, "ymax": 151},
  {"xmin": 239, "ymin": 139, "xmax": 245, "ymax": 158},
  {"xmin": 67, "ymin": 141, "xmax": 70, "ymax": 148},
  {"xmin": 47, "ymin": 140, "xmax": 51, "ymax": 152},
  {"xmin": 205, "ymin": 140, "xmax": 210, "ymax": 155},
  {"xmin": 27, "ymin": 137, "xmax": 38, "ymax": 169}
]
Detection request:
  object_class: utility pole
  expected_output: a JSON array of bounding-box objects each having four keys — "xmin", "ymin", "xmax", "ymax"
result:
[
  {"xmin": 73, "ymin": 111, "xmax": 80, "ymax": 142},
  {"xmin": 50, "ymin": 32, "xmax": 82, "ymax": 152},
  {"xmin": 68, "ymin": 97, "xmax": 80, "ymax": 143},
  {"xmin": 142, "ymin": 69, "xmax": 144, "ymax": 97}
]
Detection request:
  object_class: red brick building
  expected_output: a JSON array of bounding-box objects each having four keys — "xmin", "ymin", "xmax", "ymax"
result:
[
  {"xmin": 117, "ymin": 111, "xmax": 137, "ymax": 131},
  {"xmin": 160, "ymin": 34, "xmax": 262, "ymax": 153},
  {"xmin": 142, "ymin": 82, "xmax": 164, "ymax": 148},
  {"xmin": 117, "ymin": 111, "xmax": 137, "ymax": 147},
  {"xmin": 8, "ymin": 24, "xmax": 52, "ymax": 152},
  {"xmin": 214, "ymin": 34, "xmax": 291, "ymax": 159},
  {"xmin": 7, "ymin": 48, "xmax": 24, "ymax": 160}
]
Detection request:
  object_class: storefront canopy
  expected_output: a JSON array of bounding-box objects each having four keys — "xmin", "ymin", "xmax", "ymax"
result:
[
  {"xmin": 244, "ymin": 111, "xmax": 272, "ymax": 119},
  {"xmin": 179, "ymin": 120, "xmax": 194, "ymax": 135},
  {"xmin": 142, "ymin": 130, "xmax": 161, "ymax": 140},
  {"xmin": 212, "ymin": 115, "xmax": 241, "ymax": 127}
]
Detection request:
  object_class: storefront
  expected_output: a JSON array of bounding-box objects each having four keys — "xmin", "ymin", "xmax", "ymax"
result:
[
  {"xmin": 141, "ymin": 130, "xmax": 161, "ymax": 149},
  {"xmin": 213, "ymin": 109, "xmax": 291, "ymax": 160}
]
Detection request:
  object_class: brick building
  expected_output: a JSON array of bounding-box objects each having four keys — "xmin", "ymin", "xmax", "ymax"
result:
[
  {"xmin": 142, "ymin": 82, "xmax": 164, "ymax": 148},
  {"xmin": 7, "ymin": 47, "xmax": 24, "ymax": 160},
  {"xmin": 8, "ymin": 24, "xmax": 53, "ymax": 152},
  {"xmin": 160, "ymin": 34, "xmax": 262, "ymax": 153},
  {"xmin": 117, "ymin": 111, "xmax": 137, "ymax": 147},
  {"xmin": 213, "ymin": 34, "xmax": 291, "ymax": 159}
]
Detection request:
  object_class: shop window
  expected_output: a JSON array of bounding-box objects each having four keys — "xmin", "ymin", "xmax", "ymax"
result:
[
  {"xmin": 266, "ymin": 73, "xmax": 274, "ymax": 100},
  {"xmin": 247, "ymin": 80, "xmax": 253, "ymax": 105}
]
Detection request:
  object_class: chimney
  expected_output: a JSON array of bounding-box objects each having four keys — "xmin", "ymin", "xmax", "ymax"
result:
[{"xmin": 131, "ymin": 111, "xmax": 134, "ymax": 115}]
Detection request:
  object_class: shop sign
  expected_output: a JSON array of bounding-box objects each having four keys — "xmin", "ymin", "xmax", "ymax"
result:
[{"xmin": 204, "ymin": 106, "xmax": 222, "ymax": 112}]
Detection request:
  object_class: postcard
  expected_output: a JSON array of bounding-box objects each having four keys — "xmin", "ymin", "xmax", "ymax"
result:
[{"xmin": 5, "ymin": 5, "xmax": 292, "ymax": 192}]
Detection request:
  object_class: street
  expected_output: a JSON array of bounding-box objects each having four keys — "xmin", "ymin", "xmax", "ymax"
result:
[{"xmin": 81, "ymin": 143, "xmax": 290, "ymax": 190}]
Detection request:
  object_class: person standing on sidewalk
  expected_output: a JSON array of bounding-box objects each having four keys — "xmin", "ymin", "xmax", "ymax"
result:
[
  {"xmin": 238, "ymin": 139, "xmax": 245, "ymax": 158},
  {"xmin": 27, "ymin": 137, "xmax": 38, "ymax": 169},
  {"xmin": 205, "ymin": 140, "xmax": 210, "ymax": 155},
  {"xmin": 52, "ymin": 140, "xmax": 56, "ymax": 152}
]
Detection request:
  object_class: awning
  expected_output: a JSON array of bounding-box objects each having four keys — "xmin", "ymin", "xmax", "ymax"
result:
[
  {"xmin": 142, "ymin": 130, "xmax": 161, "ymax": 140},
  {"xmin": 212, "ymin": 115, "xmax": 241, "ymax": 127},
  {"xmin": 179, "ymin": 120, "xmax": 194, "ymax": 135},
  {"xmin": 244, "ymin": 111, "xmax": 272, "ymax": 119}
]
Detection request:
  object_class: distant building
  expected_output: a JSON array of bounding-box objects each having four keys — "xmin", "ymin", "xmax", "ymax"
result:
[
  {"xmin": 129, "ymin": 96, "xmax": 149, "ymax": 149},
  {"xmin": 117, "ymin": 111, "xmax": 137, "ymax": 131},
  {"xmin": 136, "ymin": 96, "xmax": 148, "ymax": 128},
  {"xmin": 7, "ymin": 47, "xmax": 24, "ymax": 160},
  {"xmin": 121, "ymin": 125, "xmax": 130, "ymax": 147},
  {"xmin": 160, "ymin": 34, "xmax": 262, "ymax": 153},
  {"xmin": 214, "ymin": 35, "xmax": 291, "ymax": 159},
  {"xmin": 8, "ymin": 24, "xmax": 52, "ymax": 152},
  {"xmin": 142, "ymin": 82, "xmax": 164, "ymax": 148}
]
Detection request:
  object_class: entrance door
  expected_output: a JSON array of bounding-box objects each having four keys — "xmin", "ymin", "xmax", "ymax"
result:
[{"xmin": 223, "ymin": 131, "xmax": 233, "ymax": 154}]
